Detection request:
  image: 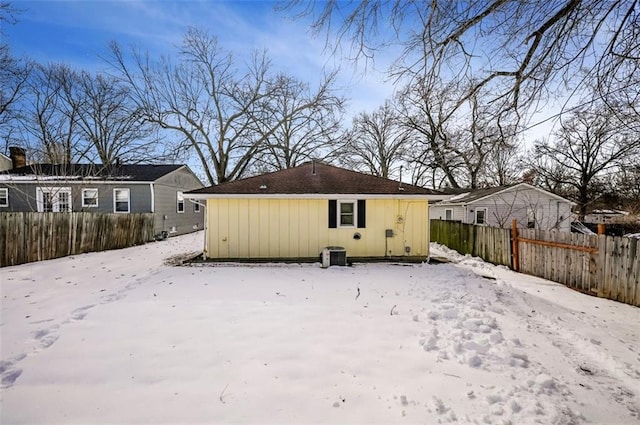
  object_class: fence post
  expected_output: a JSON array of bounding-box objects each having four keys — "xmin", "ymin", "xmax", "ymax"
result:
[
  {"xmin": 597, "ymin": 223, "xmax": 605, "ymax": 235},
  {"xmin": 511, "ymin": 219, "xmax": 519, "ymax": 271}
]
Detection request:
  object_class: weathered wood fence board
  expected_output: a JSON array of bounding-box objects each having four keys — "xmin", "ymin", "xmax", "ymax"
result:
[
  {"xmin": 518, "ymin": 228, "xmax": 600, "ymax": 295},
  {"xmin": 1, "ymin": 212, "xmax": 155, "ymax": 267},
  {"xmin": 430, "ymin": 219, "xmax": 640, "ymax": 307}
]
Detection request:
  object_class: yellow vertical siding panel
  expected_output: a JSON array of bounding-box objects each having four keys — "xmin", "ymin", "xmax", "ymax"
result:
[
  {"xmin": 227, "ymin": 199, "xmax": 238, "ymax": 258},
  {"xmin": 278, "ymin": 199, "xmax": 291, "ymax": 257},
  {"xmin": 425, "ymin": 200, "xmax": 430, "ymax": 257},
  {"xmin": 288, "ymin": 201, "xmax": 300, "ymax": 257},
  {"xmin": 237, "ymin": 199, "xmax": 250, "ymax": 258},
  {"xmin": 258, "ymin": 199, "xmax": 270, "ymax": 257},
  {"xmin": 206, "ymin": 199, "xmax": 218, "ymax": 257},
  {"xmin": 399, "ymin": 201, "xmax": 410, "ymax": 253},
  {"xmin": 308, "ymin": 200, "xmax": 321, "ymax": 257},
  {"xmin": 406, "ymin": 201, "xmax": 424, "ymax": 256},
  {"xmin": 268, "ymin": 199, "xmax": 281, "ymax": 257},
  {"xmin": 215, "ymin": 199, "xmax": 230, "ymax": 258},
  {"xmin": 371, "ymin": 200, "xmax": 386, "ymax": 256},
  {"xmin": 297, "ymin": 201, "xmax": 309, "ymax": 257},
  {"xmin": 248, "ymin": 199, "xmax": 261, "ymax": 257}
]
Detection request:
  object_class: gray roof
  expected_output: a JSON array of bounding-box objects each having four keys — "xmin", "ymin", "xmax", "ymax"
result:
[
  {"xmin": 4, "ymin": 164, "xmax": 185, "ymax": 182},
  {"xmin": 436, "ymin": 183, "xmax": 574, "ymax": 205}
]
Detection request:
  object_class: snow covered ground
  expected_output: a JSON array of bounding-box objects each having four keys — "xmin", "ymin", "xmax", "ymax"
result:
[{"xmin": 1, "ymin": 232, "xmax": 639, "ymax": 424}]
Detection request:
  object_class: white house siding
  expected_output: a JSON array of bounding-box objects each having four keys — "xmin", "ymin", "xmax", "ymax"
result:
[
  {"xmin": 430, "ymin": 205, "xmax": 465, "ymax": 222},
  {"xmin": 431, "ymin": 186, "xmax": 572, "ymax": 232}
]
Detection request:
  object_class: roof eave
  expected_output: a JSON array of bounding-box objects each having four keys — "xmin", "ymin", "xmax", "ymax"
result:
[{"xmin": 184, "ymin": 193, "xmax": 434, "ymax": 200}]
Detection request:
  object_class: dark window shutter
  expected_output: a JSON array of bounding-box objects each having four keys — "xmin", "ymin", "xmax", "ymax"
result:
[
  {"xmin": 357, "ymin": 199, "xmax": 366, "ymax": 228},
  {"xmin": 328, "ymin": 200, "xmax": 337, "ymax": 228}
]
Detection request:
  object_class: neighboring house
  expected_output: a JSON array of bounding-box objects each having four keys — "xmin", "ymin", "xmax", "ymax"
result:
[
  {"xmin": 430, "ymin": 183, "xmax": 575, "ymax": 231},
  {"xmin": 0, "ymin": 154, "xmax": 204, "ymax": 237},
  {"xmin": 185, "ymin": 161, "xmax": 443, "ymax": 261}
]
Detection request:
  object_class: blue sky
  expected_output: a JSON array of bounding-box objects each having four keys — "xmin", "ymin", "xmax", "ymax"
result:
[{"xmin": 4, "ymin": 0, "xmax": 396, "ymax": 119}]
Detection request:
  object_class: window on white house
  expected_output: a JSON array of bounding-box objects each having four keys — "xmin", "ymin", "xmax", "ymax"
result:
[
  {"xmin": 36, "ymin": 187, "xmax": 72, "ymax": 212},
  {"xmin": 82, "ymin": 188, "xmax": 99, "ymax": 207},
  {"xmin": 527, "ymin": 208, "xmax": 536, "ymax": 229},
  {"xmin": 339, "ymin": 201, "xmax": 355, "ymax": 226},
  {"xmin": 58, "ymin": 191, "xmax": 70, "ymax": 212},
  {"xmin": 445, "ymin": 209, "xmax": 453, "ymax": 220},
  {"xmin": 114, "ymin": 188, "xmax": 130, "ymax": 213},
  {"xmin": 475, "ymin": 208, "xmax": 487, "ymax": 225},
  {"xmin": 193, "ymin": 202, "xmax": 200, "ymax": 213},
  {"xmin": 177, "ymin": 191, "xmax": 185, "ymax": 213},
  {"xmin": 42, "ymin": 192, "xmax": 53, "ymax": 212},
  {"xmin": 0, "ymin": 188, "xmax": 8, "ymax": 207}
]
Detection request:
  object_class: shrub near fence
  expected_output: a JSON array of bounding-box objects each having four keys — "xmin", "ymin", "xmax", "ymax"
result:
[
  {"xmin": 0, "ymin": 212, "xmax": 155, "ymax": 267},
  {"xmin": 430, "ymin": 219, "xmax": 511, "ymax": 267}
]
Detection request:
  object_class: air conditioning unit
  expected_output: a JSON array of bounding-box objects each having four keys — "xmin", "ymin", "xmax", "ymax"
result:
[{"xmin": 321, "ymin": 246, "xmax": 347, "ymax": 267}]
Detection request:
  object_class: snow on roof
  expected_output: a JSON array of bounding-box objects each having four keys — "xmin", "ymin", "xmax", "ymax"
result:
[
  {"xmin": 589, "ymin": 209, "xmax": 629, "ymax": 215},
  {"xmin": 448, "ymin": 192, "xmax": 471, "ymax": 201}
]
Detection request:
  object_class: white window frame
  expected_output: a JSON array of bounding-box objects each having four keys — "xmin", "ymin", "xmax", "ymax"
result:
[
  {"xmin": 338, "ymin": 200, "xmax": 356, "ymax": 227},
  {"xmin": 445, "ymin": 208, "xmax": 453, "ymax": 220},
  {"xmin": 113, "ymin": 188, "xmax": 130, "ymax": 213},
  {"xmin": 0, "ymin": 188, "xmax": 7, "ymax": 207},
  {"xmin": 475, "ymin": 208, "xmax": 488, "ymax": 225},
  {"xmin": 193, "ymin": 202, "xmax": 200, "ymax": 213},
  {"xmin": 177, "ymin": 191, "xmax": 185, "ymax": 213},
  {"xmin": 82, "ymin": 188, "xmax": 99, "ymax": 208},
  {"xmin": 36, "ymin": 187, "xmax": 72, "ymax": 212},
  {"xmin": 527, "ymin": 207, "xmax": 536, "ymax": 229}
]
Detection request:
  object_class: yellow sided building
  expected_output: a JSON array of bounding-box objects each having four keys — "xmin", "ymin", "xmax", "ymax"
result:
[{"xmin": 186, "ymin": 162, "xmax": 442, "ymax": 262}]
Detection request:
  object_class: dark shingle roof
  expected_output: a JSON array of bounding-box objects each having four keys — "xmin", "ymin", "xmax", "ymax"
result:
[
  {"xmin": 5, "ymin": 164, "xmax": 184, "ymax": 181},
  {"xmin": 436, "ymin": 183, "xmax": 574, "ymax": 205},
  {"xmin": 188, "ymin": 162, "xmax": 440, "ymax": 196}
]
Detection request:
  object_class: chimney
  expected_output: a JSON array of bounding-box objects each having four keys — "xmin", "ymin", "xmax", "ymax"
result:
[
  {"xmin": 9, "ymin": 147, "xmax": 26, "ymax": 169},
  {"xmin": 312, "ymin": 159, "xmax": 316, "ymax": 175}
]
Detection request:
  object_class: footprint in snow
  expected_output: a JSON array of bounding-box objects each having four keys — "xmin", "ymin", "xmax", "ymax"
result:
[{"xmin": 0, "ymin": 354, "xmax": 27, "ymax": 389}]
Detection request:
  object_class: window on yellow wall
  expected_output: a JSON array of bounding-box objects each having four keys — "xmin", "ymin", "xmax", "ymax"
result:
[
  {"xmin": 339, "ymin": 201, "xmax": 355, "ymax": 226},
  {"xmin": 329, "ymin": 199, "xmax": 366, "ymax": 228}
]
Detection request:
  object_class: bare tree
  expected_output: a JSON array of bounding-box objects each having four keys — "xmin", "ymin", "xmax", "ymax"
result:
[
  {"xmin": 448, "ymin": 94, "xmax": 517, "ymax": 188},
  {"xmin": 338, "ymin": 100, "xmax": 408, "ymax": 178},
  {"xmin": 614, "ymin": 165, "xmax": 640, "ymax": 214},
  {"xmin": 282, "ymin": 1, "xmax": 640, "ymax": 122},
  {"xmin": 397, "ymin": 77, "xmax": 514, "ymax": 189},
  {"xmin": 73, "ymin": 71, "xmax": 162, "ymax": 165},
  {"xmin": 0, "ymin": 3, "xmax": 31, "ymax": 131},
  {"xmin": 251, "ymin": 72, "xmax": 345, "ymax": 172},
  {"xmin": 532, "ymin": 104, "xmax": 640, "ymax": 218},
  {"xmin": 17, "ymin": 63, "xmax": 81, "ymax": 163},
  {"xmin": 397, "ymin": 77, "xmax": 465, "ymax": 188},
  {"xmin": 483, "ymin": 143, "xmax": 522, "ymax": 187},
  {"xmin": 107, "ymin": 28, "xmax": 338, "ymax": 184}
]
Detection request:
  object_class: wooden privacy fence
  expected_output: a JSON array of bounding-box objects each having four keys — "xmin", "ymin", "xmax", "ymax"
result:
[
  {"xmin": 430, "ymin": 219, "xmax": 512, "ymax": 267},
  {"xmin": 515, "ymin": 227, "xmax": 639, "ymax": 306},
  {"xmin": 430, "ymin": 219, "xmax": 640, "ymax": 307},
  {"xmin": 0, "ymin": 212, "xmax": 155, "ymax": 267}
]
